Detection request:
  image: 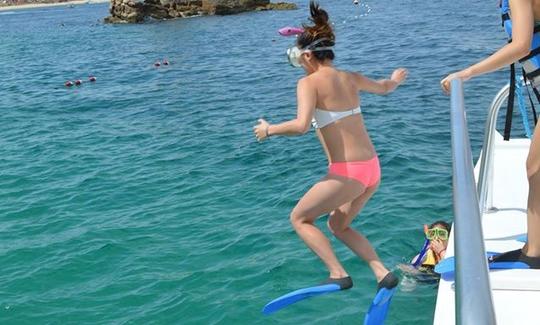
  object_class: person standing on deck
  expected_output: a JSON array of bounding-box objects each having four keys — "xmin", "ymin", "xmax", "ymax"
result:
[{"xmin": 441, "ymin": 0, "xmax": 540, "ymax": 268}]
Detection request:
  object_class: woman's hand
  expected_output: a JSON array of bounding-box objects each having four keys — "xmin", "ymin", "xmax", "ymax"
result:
[
  {"xmin": 440, "ymin": 68, "xmax": 473, "ymax": 95},
  {"xmin": 253, "ymin": 118, "xmax": 270, "ymax": 142},
  {"xmin": 391, "ymin": 68, "xmax": 408, "ymax": 85}
]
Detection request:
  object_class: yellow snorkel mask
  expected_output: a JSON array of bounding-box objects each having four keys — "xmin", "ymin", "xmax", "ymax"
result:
[{"xmin": 424, "ymin": 224, "xmax": 449, "ymax": 241}]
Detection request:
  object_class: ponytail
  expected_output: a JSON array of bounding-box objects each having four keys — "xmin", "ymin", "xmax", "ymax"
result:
[
  {"xmin": 297, "ymin": 1, "xmax": 335, "ymax": 61},
  {"xmin": 305, "ymin": 1, "xmax": 333, "ymax": 41}
]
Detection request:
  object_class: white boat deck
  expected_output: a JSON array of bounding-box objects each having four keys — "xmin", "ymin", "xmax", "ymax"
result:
[{"xmin": 434, "ymin": 133, "xmax": 540, "ymax": 325}]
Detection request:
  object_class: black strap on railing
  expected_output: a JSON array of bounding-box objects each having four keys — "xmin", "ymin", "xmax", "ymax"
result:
[
  {"xmin": 533, "ymin": 87, "xmax": 540, "ymax": 112},
  {"xmin": 501, "ymin": 13, "xmax": 510, "ymax": 25},
  {"xmin": 525, "ymin": 69, "xmax": 540, "ymax": 80},
  {"xmin": 504, "ymin": 63, "xmax": 516, "ymax": 141}
]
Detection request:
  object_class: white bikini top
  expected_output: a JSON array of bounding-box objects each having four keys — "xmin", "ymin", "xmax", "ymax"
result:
[{"xmin": 311, "ymin": 107, "xmax": 362, "ymax": 129}]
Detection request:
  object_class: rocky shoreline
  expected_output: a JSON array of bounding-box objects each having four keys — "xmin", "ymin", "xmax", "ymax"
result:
[
  {"xmin": 105, "ymin": 0, "xmax": 297, "ymax": 24},
  {"xmin": 0, "ymin": 0, "xmax": 296, "ymax": 23}
]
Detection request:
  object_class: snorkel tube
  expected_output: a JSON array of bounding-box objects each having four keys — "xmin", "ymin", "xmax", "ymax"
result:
[
  {"xmin": 278, "ymin": 26, "xmax": 304, "ymax": 37},
  {"xmin": 411, "ymin": 225, "xmax": 430, "ymax": 268}
]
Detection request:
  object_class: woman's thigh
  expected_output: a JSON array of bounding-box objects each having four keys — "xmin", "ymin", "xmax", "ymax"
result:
[
  {"xmin": 328, "ymin": 182, "xmax": 379, "ymax": 231},
  {"xmin": 291, "ymin": 175, "xmax": 366, "ymax": 223}
]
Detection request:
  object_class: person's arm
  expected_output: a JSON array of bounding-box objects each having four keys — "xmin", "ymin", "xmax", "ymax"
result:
[
  {"xmin": 351, "ymin": 68, "xmax": 408, "ymax": 95},
  {"xmin": 441, "ymin": 0, "xmax": 534, "ymax": 93},
  {"xmin": 253, "ymin": 78, "xmax": 316, "ymax": 141}
]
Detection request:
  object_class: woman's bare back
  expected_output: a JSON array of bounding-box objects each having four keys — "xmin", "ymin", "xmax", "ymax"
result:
[{"xmin": 305, "ymin": 67, "xmax": 377, "ymax": 163}]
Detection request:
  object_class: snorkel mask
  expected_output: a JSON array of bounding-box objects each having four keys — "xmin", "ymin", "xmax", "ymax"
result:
[
  {"xmin": 286, "ymin": 38, "xmax": 334, "ymax": 68},
  {"xmin": 424, "ymin": 224, "xmax": 449, "ymax": 241}
]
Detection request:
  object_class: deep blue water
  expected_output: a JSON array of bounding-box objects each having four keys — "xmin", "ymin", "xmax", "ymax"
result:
[{"xmin": 0, "ymin": 1, "xmax": 522, "ymax": 324}]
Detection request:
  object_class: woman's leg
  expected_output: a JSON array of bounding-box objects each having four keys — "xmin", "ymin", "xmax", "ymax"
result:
[
  {"xmin": 526, "ymin": 121, "xmax": 540, "ymax": 257},
  {"xmin": 326, "ymin": 183, "xmax": 390, "ymax": 282},
  {"xmin": 290, "ymin": 174, "xmax": 366, "ymax": 279}
]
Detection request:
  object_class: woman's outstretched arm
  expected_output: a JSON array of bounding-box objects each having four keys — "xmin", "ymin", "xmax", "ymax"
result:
[
  {"xmin": 440, "ymin": 0, "xmax": 534, "ymax": 93},
  {"xmin": 351, "ymin": 68, "xmax": 408, "ymax": 95},
  {"xmin": 253, "ymin": 78, "xmax": 316, "ymax": 141}
]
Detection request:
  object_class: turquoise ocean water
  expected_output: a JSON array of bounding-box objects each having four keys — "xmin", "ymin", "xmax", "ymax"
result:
[{"xmin": 0, "ymin": 1, "xmax": 528, "ymax": 324}]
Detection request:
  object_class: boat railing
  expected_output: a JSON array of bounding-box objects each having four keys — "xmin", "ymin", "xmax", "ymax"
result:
[
  {"xmin": 477, "ymin": 84, "xmax": 511, "ymax": 213},
  {"xmin": 449, "ymin": 79, "xmax": 497, "ymax": 325}
]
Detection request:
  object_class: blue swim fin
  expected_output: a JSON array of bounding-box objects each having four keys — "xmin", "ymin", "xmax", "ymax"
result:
[
  {"xmin": 363, "ymin": 287, "xmax": 396, "ymax": 325},
  {"xmin": 434, "ymin": 251, "xmax": 529, "ymax": 275},
  {"xmin": 262, "ymin": 284, "xmax": 340, "ymax": 315}
]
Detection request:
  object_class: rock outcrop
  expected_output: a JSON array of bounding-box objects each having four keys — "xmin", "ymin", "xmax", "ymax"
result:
[{"xmin": 104, "ymin": 0, "xmax": 297, "ymax": 24}]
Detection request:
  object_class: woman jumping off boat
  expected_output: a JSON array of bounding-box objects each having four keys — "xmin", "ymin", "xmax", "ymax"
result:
[{"xmin": 254, "ymin": 1, "xmax": 407, "ymax": 291}]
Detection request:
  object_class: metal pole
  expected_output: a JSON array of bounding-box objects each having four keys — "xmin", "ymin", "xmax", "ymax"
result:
[
  {"xmin": 450, "ymin": 79, "xmax": 497, "ymax": 325},
  {"xmin": 477, "ymin": 84, "xmax": 510, "ymax": 213}
]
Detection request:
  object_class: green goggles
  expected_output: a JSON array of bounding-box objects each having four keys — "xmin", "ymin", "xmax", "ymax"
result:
[{"xmin": 425, "ymin": 228, "xmax": 448, "ymax": 240}]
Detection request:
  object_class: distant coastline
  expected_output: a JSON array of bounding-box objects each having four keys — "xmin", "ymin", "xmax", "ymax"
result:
[{"xmin": 0, "ymin": 0, "xmax": 109, "ymax": 11}]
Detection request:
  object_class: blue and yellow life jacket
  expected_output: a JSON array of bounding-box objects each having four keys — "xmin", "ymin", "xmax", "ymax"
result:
[{"xmin": 501, "ymin": 0, "xmax": 540, "ymax": 139}]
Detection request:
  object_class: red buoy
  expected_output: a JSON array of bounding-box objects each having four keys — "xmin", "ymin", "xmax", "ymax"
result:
[
  {"xmin": 65, "ymin": 81, "xmax": 74, "ymax": 87},
  {"xmin": 74, "ymin": 79, "xmax": 82, "ymax": 86},
  {"xmin": 88, "ymin": 76, "xmax": 96, "ymax": 82}
]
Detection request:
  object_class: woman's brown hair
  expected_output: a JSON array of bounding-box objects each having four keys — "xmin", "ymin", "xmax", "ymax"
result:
[{"xmin": 297, "ymin": 1, "xmax": 335, "ymax": 61}]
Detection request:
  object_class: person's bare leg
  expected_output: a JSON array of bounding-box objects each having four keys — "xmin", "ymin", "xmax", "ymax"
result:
[
  {"xmin": 326, "ymin": 183, "xmax": 390, "ymax": 282},
  {"xmin": 525, "ymin": 121, "xmax": 540, "ymax": 257},
  {"xmin": 290, "ymin": 175, "xmax": 366, "ymax": 279}
]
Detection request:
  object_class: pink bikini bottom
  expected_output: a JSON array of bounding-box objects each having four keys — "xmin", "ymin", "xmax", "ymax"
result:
[{"xmin": 328, "ymin": 156, "xmax": 381, "ymax": 188}]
